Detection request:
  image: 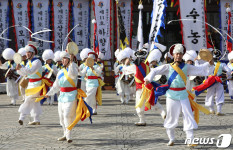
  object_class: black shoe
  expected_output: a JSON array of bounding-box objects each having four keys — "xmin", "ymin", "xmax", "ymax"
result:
[
  {"xmin": 67, "ymin": 139, "xmax": 72, "ymax": 143},
  {"xmin": 18, "ymin": 120, "xmax": 23, "ymax": 125}
]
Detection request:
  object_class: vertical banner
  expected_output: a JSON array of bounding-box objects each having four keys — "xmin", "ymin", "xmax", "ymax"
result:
[
  {"xmin": 137, "ymin": 4, "xmax": 143, "ymax": 50},
  {"xmin": 32, "ymin": 0, "xmax": 49, "ymax": 55},
  {"xmin": 53, "ymin": 0, "xmax": 69, "ymax": 52},
  {"xmin": 179, "ymin": 0, "xmax": 207, "ymax": 51},
  {"xmin": 220, "ymin": 0, "xmax": 233, "ymax": 52},
  {"xmin": 0, "ymin": 0, "xmax": 9, "ymax": 52},
  {"xmin": 118, "ymin": 0, "xmax": 132, "ymax": 48},
  {"xmin": 12, "ymin": 0, "xmax": 30, "ymax": 49},
  {"xmin": 73, "ymin": 0, "xmax": 90, "ymax": 59},
  {"xmin": 148, "ymin": 0, "xmax": 166, "ymax": 49},
  {"xmin": 93, "ymin": 0, "xmax": 111, "ymax": 60}
]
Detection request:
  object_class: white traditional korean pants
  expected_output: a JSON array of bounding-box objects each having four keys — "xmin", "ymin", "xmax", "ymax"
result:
[
  {"xmin": 85, "ymin": 86, "xmax": 98, "ymax": 113},
  {"xmin": 164, "ymin": 97, "xmax": 197, "ymax": 141},
  {"xmin": 58, "ymin": 100, "xmax": 77, "ymax": 140},
  {"xmin": 205, "ymin": 82, "xmax": 224, "ymax": 113},
  {"xmin": 18, "ymin": 92, "xmax": 42, "ymax": 122},
  {"xmin": 136, "ymin": 89, "xmax": 165, "ymax": 123},
  {"xmin": 7, "ymin": 78, "xmax": 19, "ymax": 104},
  {"xmin": 228, "ymin": 80, "xmax": 233, "ymax": 96},
  {"xmin": 116, "ymin": 80, "xmax": 131, "ymax": 103}
]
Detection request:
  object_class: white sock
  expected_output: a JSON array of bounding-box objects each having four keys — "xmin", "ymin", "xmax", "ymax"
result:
[
  {"xmin": 166, "ymin": 128, "xmax": 175, "ymax": 141},
  {"xmin": 217, "ymin": 103, "xmax": 223, "ymax": 113}
]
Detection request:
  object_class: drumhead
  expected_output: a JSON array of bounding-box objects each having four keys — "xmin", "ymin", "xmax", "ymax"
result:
[
  {"xmin": 66, "ymin": 42, "xmax": 79, "ymax": 55},
  {"xmin": 199, "ymin": 49, "xmax": 212, "ymax": 62},
  {"xmin": 85, "ymin": 58, "xmax": 94, "ymax": 67},
  {"xmin": 153, "ymin": 75, "xmax": 162, "ymax": 81},
  {"xmin": 189, "ymin": 76, "xmax": 196, "ymax": 80},
  {"xmin": 13, "ymin": 53, "xmax": 22, "ymax": 64}
]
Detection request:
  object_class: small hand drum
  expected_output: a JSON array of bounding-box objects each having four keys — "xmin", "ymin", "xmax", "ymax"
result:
[
  {"xmin": 66, "ymin": 42, "xmax": 79, "ymax": 55},
  {"xmin": 153, "ymin": 75, "xmax": 162, "ymax": 81},
  {"xmin": 13, "ymin": 53, "xmax": 22, "ymax": 64},
  {"xmin": 85, "ymin": 57, "xmax": 94, "ymax": 67},
  {"xmin": 189, "ymin": 76, "xmax": 196, "ymax": 81},
  {"xmin": 198, "ymin": 49, "xmax": 213, "ymax": 62}
]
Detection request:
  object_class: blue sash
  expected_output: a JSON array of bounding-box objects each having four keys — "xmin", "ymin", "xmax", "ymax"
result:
[
  {"xmin": 58, "ymin": 68, "xmax": 69, "ymax": 79},
  {"xmin": 154, "ymin": 63, "xmax": 185, "ymax": 102}
]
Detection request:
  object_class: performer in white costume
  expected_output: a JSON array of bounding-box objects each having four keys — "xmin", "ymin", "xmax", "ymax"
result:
[
  {"xmin": 205, "ymin": 50, "xmax": 231, "ymax": 115},
  {"xmin": 144, "ymin": 44, "xmax": 211, "ymax": 146},
  {"xmin": 124, "ymin": 47, "xmax": 137, "ymax": 98},
  {"xmin": 123, "ymin": 43, "xmax": 166, "ymax": 126},
  {"xmin": 183, "ymin": 50, "xmax": 197, "ymax": 102},
  {"xmin": 0, "ymin": 48, "xmax": 19, "ymax": 105},
  {"xmin": 18, "ymin": 47, "xmax": 27, "ymax": 102},
  {"xmin": 46, "ymin": 51, "xmax": 78, "ymax": 143},
  {"xmin": 114, "ymin": 49, "xmax": 121, "ymax": 93},
  {"xmin": 42, "ymin": 49, "xmax": 58, "ymax": 105},
  {"xmin": 54, "ymin": 51, "xmax": 63, "ymax": 71},
  {"xmin": 79, "ymin": 48, "xmax": 93, "ymax": 93},
  {"xmin": 16, "ymin": 43, "xmax": 43, "ymax": 125},
  {"xmin": 81, "ymin": 52, "xmax": 102, "ymax": 115},
  {"xmin": 227, "ymin": 51, "xmax": 233, "ymax": 99},
  {"xmin": 147, "ymin": 49, "xmax": 166, "ymax": 119},
  {"xmin": 115, "ymin": 50, "xmax": 131, "ymax": 104}
]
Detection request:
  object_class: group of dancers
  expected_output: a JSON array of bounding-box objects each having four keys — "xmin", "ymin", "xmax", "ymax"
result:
[
  {"xmin": 113, "ymin": 42, "xmax": 233, "ymax": 146},
  {"xmin": 0, "ymin": 41, "xmax": 233, "ymax": 146}
]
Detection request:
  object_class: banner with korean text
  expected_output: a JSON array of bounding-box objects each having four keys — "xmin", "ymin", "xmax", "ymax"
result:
[
  {"xmin": 0, "ymin": 0, "xmax": 9, "ymax": 53},
  {"xmin": 117, "ymin": 0, "xmax": 132, "ymax": 48},
  {"xmin": 12, "ymin": 0, "xmax": 30, "ymax": 49},
  {"xmin": 220, "ymin": 0, "xmax": 233, "ymax": 52},
  {"xmin": 148, "ymin": 0, "xmax": 166, "ymax": 50},
  {"xmin": 32, "ymin": 0, "xmax": 50, "ymax": 55},
  {"xmin": 53, "ymin": 0, "xmax": 70, "ymax": 52},
  {"xmin": 179, "ymin": 0, "xmax": 207, "ymax": 51},
  {"xmin": 73, "ymin": 0, "xmax": 90, "ymax": 59},
  {"xmin": 93, "ymin": 0, "xmax": 111, "ymax": 60}
]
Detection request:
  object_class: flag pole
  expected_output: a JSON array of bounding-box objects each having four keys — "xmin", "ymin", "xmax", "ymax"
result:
[{"xmin": 116, "ymin": 0, "xmax": 120, "ymax": 50}]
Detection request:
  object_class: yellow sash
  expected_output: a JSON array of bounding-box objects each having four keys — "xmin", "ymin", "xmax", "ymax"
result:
[
  {"xmin": 25, "ymin": 60, "xmax": 52, "ymax": 102},
  {"xmin": 8, "ymin": 61, "xmax": 12, "ymax": 68},
  {"xmin": 45, "ymin": 64, "xmax": 52, "ymax": 71},
  {"xmin": 135, "ymin": 63, "xmax": 151, "ymax": 108},
  {"xmin": 171, "ymin": 63, "xmax": 210, "ymax": 124},
  {"xmin": 213, "ymin": 61, "xmax": 220, "ymax": 76},
  {"xmin": 90, "ymin": 67, "xmax": 105, "ymax": 106},
  {"xmin": 62, "ymin": 68, "xmax": 88, "ymax": 130}
]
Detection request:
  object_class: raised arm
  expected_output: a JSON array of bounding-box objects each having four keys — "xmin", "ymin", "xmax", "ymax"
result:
[
  {"xmin": 68, "ymin": 62, "xmax": 79, "ymax": 79},
  {"xmin": 144, "ymin": 64, "xmax": 169, "ymax": 82},
  {"xmin": 187, "ymin": 62, "xmax": 210, "ymax": 76},
  {"xmin": 17, "ymin": 59, "xmax": 42, "ymax": 76}
]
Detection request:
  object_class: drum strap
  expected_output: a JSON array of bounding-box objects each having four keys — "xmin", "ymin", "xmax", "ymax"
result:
[
  {"xmin": 213, "ymin": 61, "xmax": 220, "ymax": 76},
  {"xmin": 45, "ymin": 64, "xmax": 52, "ymax": 72}
]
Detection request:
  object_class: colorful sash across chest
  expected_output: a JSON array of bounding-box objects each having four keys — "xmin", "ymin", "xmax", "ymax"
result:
[
  {"xmin": 171, "ymin": 63, "xmax": 210, "ymax": 124},
  {"xmin": 135, "ymin": 63, "xmax": 160, "ymax": 111},
  {"xmin": 153, "ymin": 63, "xmax": 186, "ymax": 100},
  {"xmin": 25, "ymin": 58, "xmax": 53, "ymax": 102},
  {"xmin": 58, "ymin": 68, "xmax": 92, "ymax": 131},
  {"xmin": 135, "ymin": 62, "xmax": 150, "ymax": 90},
  {"xmin": 193, "ymin": 61, "xmax": 222, "ymax": 96}
]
